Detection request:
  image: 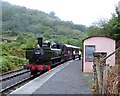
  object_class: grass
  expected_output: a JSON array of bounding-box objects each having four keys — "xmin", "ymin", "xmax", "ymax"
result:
[{"xmin": 83, "ymin": 73, "xmax": 95, "ymax": 94}]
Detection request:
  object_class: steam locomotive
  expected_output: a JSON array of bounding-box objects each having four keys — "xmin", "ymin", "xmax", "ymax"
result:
[{"xmin": 24, "ymin": 37, "xmax": 80, "ymax": 75}]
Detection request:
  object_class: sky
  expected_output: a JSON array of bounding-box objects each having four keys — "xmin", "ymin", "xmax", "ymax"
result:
[{"xmin": 2, "ymin": 0, "xmax": 119, "ymax": 26}]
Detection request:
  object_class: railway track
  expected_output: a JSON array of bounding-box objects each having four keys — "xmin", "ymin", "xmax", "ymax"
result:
[
  {"xmin": 0, "ymin": 68, "xmax": 24, "ymax": 76},
  {"xmin": 0, "ymin": 69, "xmax": 32, "ymax": 94},
  {"xmin": 0, "ymin": 69, "xmax": 30, "ymax": 81}
]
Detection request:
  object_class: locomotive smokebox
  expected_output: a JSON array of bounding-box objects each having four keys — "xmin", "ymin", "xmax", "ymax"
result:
[{"xmin": 38, "ymin": 37, "xmax": 43, "ymax": 47}]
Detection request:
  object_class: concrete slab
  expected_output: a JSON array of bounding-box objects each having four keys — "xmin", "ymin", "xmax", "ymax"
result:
[{"xmin": 33, "ymin": 59, "xmax": 91, "ymax": 94}]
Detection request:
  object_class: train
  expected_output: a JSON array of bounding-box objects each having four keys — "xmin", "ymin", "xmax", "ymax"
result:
[{"xmin": 24, "ymin": 37, "xmax": 80, "ymax": 75}]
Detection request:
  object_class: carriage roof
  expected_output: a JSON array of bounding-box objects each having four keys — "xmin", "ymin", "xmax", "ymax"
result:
[{"xmin": 64, "ymin": 44, "xmax": 80, "ymax": 49}]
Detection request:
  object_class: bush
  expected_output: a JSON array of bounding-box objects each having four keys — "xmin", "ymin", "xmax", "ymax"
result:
[
  {"xmin": 1, "ymin": 56, "xmax": 28, "ymax": 72},
  {"xmin": 1, "ymin": 59, "xmax": 15, "ymax": 72},
  {"xmin": 1, "ymin": 50, "xmax": 8, "ymax": 56}
]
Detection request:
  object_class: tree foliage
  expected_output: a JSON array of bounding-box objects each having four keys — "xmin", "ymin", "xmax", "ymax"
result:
[{"xmin": 86, "ymin": 10, "xmax": 120, "ymax": 42}]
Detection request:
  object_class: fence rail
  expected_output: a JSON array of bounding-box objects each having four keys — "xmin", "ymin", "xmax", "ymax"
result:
[{"xmin": 93, "ymin": 47, "xmax": 120, "ymax": 95}]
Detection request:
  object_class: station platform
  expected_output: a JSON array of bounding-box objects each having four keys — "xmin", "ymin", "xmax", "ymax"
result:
[{"xmin": 10, "ymin": 59, "xmax": 92, "ymax": 95}]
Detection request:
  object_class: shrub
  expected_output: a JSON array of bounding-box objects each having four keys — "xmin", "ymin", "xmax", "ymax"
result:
[{"xmin": 1, "ymin": 56, "xmax": 28, "ymax": 72}]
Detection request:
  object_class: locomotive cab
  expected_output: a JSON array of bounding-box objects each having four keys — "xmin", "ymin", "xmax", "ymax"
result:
[{"xmin": 43, "ymin": 41, "xmax": 62, "ymax": 65}]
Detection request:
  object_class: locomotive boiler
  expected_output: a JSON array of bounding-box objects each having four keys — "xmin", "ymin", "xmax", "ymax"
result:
[
  {"xmin": 24, "ymin": 37, "xmax": 63, "ymax": 75},
  {"xmin": 24, "ymin": 37, "xmax": 80, "ymax": 75}
]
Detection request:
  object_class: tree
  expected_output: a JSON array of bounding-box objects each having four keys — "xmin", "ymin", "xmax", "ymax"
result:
[{"xmin": 49, "ymin": 11, "xmax": 55, "ymax": 16}]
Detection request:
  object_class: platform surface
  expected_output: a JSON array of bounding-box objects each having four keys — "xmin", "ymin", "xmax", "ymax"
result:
[{"xmin": 10, "ymin": 59, "xmax": 92, "ymax": 95}]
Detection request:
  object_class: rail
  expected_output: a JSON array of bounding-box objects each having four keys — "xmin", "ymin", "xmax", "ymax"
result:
[
  {"xmin": 0, "ymin": 70, "xmax": 31, "ymax": 94},
  {"xmin": 93, "ymin": 47, "xmax": 120, "ymax": 95}
]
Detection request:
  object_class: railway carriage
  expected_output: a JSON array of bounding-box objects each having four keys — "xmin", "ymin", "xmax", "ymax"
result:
[{"xmin": 63, "ymin": 44, "xmax": 80, "ymax": 60}]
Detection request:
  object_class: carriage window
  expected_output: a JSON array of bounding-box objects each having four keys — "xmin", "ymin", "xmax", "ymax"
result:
[{"xmin": 85, "ymin": 45, "xmax": 95, "ymax": 62}]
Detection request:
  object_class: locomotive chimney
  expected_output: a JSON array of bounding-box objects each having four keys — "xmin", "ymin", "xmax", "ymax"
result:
[{"xmin": 38, "ymin": 37, "xmax": 43, "ymax": 47}]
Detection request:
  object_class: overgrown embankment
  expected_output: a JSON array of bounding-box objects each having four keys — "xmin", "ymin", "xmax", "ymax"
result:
[{"xmin": 105, "ymin": 64, "xmax": 120, "ymax": 94}]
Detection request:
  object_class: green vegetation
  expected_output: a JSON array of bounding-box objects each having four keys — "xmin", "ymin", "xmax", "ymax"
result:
[
  {"xmin": 1, "ymin": 1, "xmax": 120, "ymax": 73},
  {"xmin": 0, "ymin": 56, "xmax": 28, "ymax": 72},
  {"xmin": 86, "ymin": 12, "xmax": 120, "ymax": 41}
]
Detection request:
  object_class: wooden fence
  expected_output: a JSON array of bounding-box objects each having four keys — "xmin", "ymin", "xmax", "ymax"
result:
[{"xmin": 93, "ymin": 47, "xmax": 120, "ymax": 95}]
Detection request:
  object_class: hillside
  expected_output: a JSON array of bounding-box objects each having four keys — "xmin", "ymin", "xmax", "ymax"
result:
[
  {"xmin": 2, "ymin": 1, "xmax": 87, "ymax": 46},
  {"xmin": 1, "ymin": 1, "xmax": 88, "ymax": 72}
]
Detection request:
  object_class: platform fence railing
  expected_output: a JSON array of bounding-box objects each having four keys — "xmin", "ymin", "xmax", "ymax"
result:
[{"xmin": 93, "ymin": 47, "xmax": 120, "ymax": 95}]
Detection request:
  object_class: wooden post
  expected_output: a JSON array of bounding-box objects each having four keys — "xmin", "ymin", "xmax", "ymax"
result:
[
  {"xmin": 93, "ymin": 52, "xmax": 107, "ymax": 95},
  {"xmin": 103, "ymin": 64, "xmax": 109, "ymax": 94},
  {"xmin": 93, "ymin": 52, "xmax": 101, "ymax": 94},
  {"xmin": 100, "ymin": 53, "xmax": 107, "ymax": 95}
]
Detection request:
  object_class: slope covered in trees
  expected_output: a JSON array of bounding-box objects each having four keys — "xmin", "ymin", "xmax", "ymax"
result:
[{"xmin": 2, "ymin": 1, "xmax": 87, "ymax": 45}]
